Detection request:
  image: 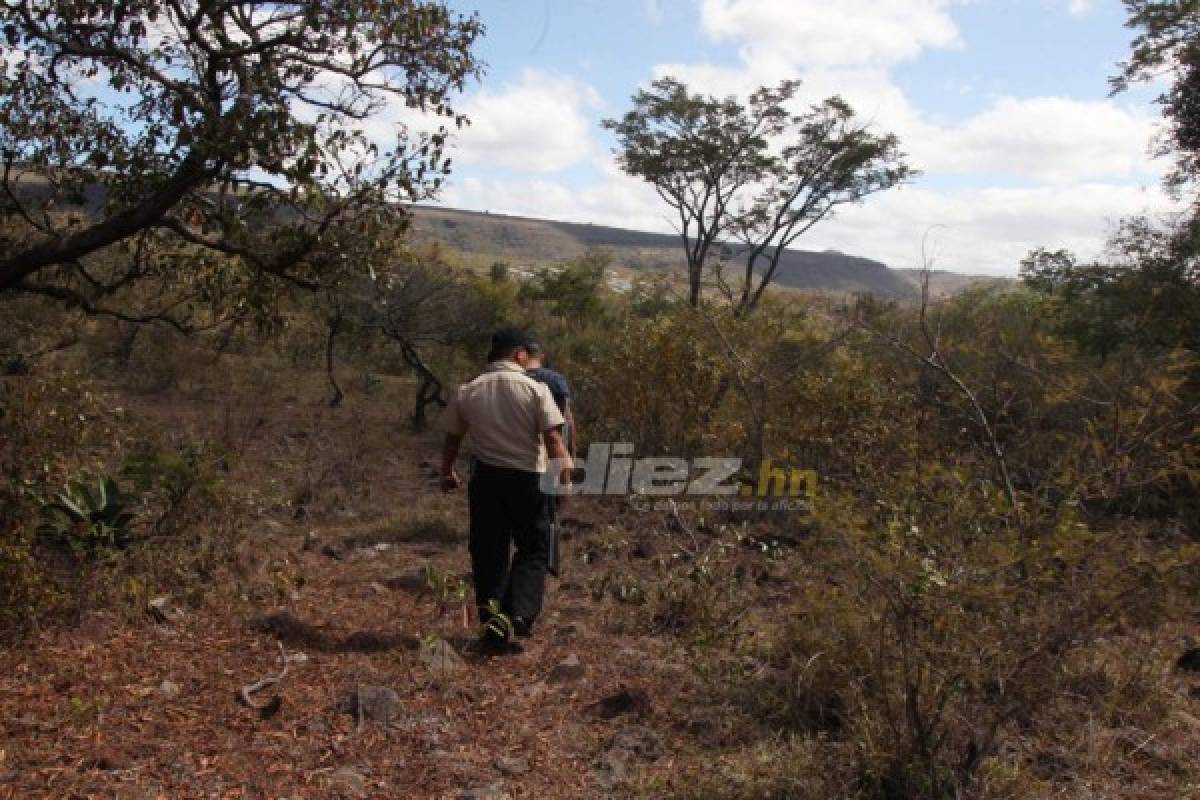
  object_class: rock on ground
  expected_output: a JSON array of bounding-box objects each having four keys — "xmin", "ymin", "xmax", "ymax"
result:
[
  {"xmin": 322, "ymin": 766, "xmax": 368, "ymax": 797},
  {"xmin": 335, "ymin": 685, "xmax": 403, "ymax": 724},
  {"xmin": 419, "ymin": 636, "xmax": 467, "ymax": 676},
  {"xmin": 584, "ymin": 687, "xmax": 650, "ymax": 720},
  {"xmin": 591, "ymin": 725, "xmax": 665, "ymax": 789},
  {"xmin": 545, "ymin": 653, "xmax": 585, "ymax": 685},
  {"xmin": 493, "ymin": 755, "xmax": 530, "ymax": 776}
]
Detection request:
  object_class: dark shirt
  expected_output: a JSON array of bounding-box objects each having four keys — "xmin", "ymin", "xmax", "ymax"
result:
[{"xmin": 526, "ymin": 367, "xmax": 570, "ymax": 414}]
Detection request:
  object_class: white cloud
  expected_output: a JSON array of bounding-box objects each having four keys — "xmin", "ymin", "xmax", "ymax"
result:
[
  {"xmin": 1066, "ymin": 0, "xmax": 1092, "ymax": 16},
  {"xmin": 350, "ymin": 68, "xmax": 603, "ymax": 175},
  {"xmin": 803, "ymin": 182, "xmax": 1175, "ymax": 274},
  {"xmin": 425, "ymin": 1, "xmax": 1174, "ymax": 277},
  {"xmin": 623, "ymin": 0, "xmax": 1172, "ymax": 273},
  {"xmin": 700, "ymin": 0, "xmax": 961, "ymax": 68},
  {"xmin": 648, "ymin": 60, "xmax": 1158, "ymax": 186},
  {"xmin": 678, "ymin": 0, "xmax": 1157, "ymax": 188},
  {"xmin": 911, "ymin": 97, "xmax": 1159, "ymax": 183},
  {"xmin": 451, "ymin": 69, "xmax": 603, "ymax": 173}
]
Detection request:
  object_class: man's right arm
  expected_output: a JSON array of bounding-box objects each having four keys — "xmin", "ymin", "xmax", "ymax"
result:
[
  {"xmin": 441, "ymin": 433, "xmax": 465, "ymax": 491},
  {"xmin": 440, "ymin": 387, "xmax": 467, "ymax": 491}
]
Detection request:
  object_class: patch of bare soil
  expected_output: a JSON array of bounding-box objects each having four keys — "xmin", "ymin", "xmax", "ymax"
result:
[{"xmin": 0, "ymin": 401, "xmax": 694, "ymax": 799}]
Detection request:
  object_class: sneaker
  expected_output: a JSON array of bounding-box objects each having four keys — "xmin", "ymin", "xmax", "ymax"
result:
[
  {"xmin": 477, "ymin": 626, "xmax": 508, "ymax": 653},
  {"xmin": 476, "ymin": 628, "xmax": 523, "ymax": 656},
  {"xmin": 512, "ymin": 616, "xmax": 533, "ymax": 638}
]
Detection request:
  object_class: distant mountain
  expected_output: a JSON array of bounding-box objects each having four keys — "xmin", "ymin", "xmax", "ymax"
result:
[
  {"xmin": 408, "ymin": 206, "xmax": 919, "ymax": 299},
  {"xmin": 894, "ymin": 268, "xmax": 1013, "ymax": 298},
  {"xmin": 10, "ymin": 172, "xmax": 987, "ymax": 299}
]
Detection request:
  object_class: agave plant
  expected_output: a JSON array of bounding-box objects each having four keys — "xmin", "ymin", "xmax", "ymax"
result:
[{"xmin": 37, "ymin": 475, "xmax": 138, "ymax": 553}]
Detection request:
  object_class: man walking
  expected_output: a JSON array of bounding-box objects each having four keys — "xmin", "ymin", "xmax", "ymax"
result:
[
  {"xmin": 525, "ymin": 342, "xmax": 576, "ymax": 459},
  {"xmin": 440, "ymin": 329, "xmax": 572, "ymax": 652},
  {"xmin": 525, "ymin": 341, "xmax": 575, "ymax": 577}
]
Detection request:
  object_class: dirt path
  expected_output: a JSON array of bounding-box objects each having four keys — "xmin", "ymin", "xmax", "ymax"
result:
[{"xmin": 0, "ymin": 491, "xmax": 696, "ymax": 799}]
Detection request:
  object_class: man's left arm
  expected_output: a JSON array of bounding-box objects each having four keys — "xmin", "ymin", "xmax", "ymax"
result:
[
  {"xmin": 557, "ymin": 373, "xmax": 577, "ymax": 460},
  {"xmin": 542, "ymin": 427, "xmax": 573, "ymax": 506},
  {"xmin": 564, "ymin": 402, "xmax": 577, "ymax": 461}
]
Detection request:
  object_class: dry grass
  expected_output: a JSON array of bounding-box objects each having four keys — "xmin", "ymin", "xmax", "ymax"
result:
[{"xmin": 2, "ymin": 319, "xmax": 1199, "ymax": 799}]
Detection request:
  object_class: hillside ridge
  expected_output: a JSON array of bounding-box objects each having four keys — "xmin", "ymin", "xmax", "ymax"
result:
[{"xmin": 409, "ymin": 205, "xmax": 921, "ymax": 298}]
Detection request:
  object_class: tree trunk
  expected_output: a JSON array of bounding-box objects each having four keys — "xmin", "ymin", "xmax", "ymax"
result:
[
  {"xmin": 412, "ymin": 374, "xmax": 441, "ymax": 431},
  {"xmin": 116, "ymin": 322, "xmax": 141, "ymax": 366},
  {"xmin": 325, "ymin": 309, "xmax": 344, "ymax": 408}
]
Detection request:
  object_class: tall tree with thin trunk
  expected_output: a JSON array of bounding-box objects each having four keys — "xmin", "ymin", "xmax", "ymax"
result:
[
  {"xmin": 731, "ymin": 97, "xmax": 913, "ymax": 316},
  {"xmin": 604, "ymin": 77, "xmax": 913, "ymax": 311},
  {"xmin": 603, "ymin": 77, "xmax": 791, "ymax": 307}
]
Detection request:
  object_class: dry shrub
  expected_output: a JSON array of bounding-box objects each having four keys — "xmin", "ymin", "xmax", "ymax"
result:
[
  {"xmin": 282, "ymin": 408, "xmax": 380, "ymax": 519},
  {"xmin": 0, "ymin": 368, "xmax": 240, "ymax": 642},
  {"xmin": 0, "ymin": 522, "xmax": 55, "ymax": 644},
  {"xmin": 644, "ymin": 539, "xmax": 757, "ymax": 644},
  {"xmin": 0, "ymin": 371, "xmax": 112, "ymax": 640},
  {"xmin": 120, "ymin": 326, "xmax": 190, "ymax": 395},
  {"xmin": 575, "ymin": 306, "xmax": 730, "ymax": 458},
  {"xmin": 735, "ymin": 480, "xmax": 1199, "ymax": 800},
  {"xmin": 639, "ymin": 736, "xmax": 848, "ymax": 799}
]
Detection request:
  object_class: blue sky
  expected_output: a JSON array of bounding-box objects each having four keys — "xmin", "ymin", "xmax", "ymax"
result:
[{"xmin": 427, "ymin": 0, "xmax": 1173, "ymax": 274}]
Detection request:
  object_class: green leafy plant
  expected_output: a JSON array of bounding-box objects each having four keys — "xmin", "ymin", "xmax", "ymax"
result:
[
  {"xmin": 423, "ymin": 565, "xmax": 468, "ymax": 618},
  {"xmin": 36, "ymin": 475, "xmax": 138, "ymax": 554}
]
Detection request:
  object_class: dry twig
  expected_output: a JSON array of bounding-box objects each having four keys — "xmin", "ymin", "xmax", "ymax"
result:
[{"xmin": 238, "ymin": 642, "xmax": 290, "ymax": 712}]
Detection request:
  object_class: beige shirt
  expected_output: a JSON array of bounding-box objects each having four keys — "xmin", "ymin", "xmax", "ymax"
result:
[{"xmin": 443, "ymin": 361, "xmax": 565, "ymax": 473}]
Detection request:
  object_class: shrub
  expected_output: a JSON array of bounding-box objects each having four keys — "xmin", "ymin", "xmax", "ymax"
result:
[
  {"xmin": 576, "ymin": 305, "xmax": 730, "ymax": 458},
  {"xmin": 121, "ymin": 443, "xmax": 224, "ymax": 537},
  {"xmin": 0, "ymin": 371, "xmax": 109, "ymax": 641},
  {"xmin": 0, "ymin": 369, "xmax": 239, "ymax": 641},
  {"xmin": 736, "ymin": 478, "xmax": 1199, "ymax": 799},
  {"xmin": 0, "ymin": 521, "xmax": 57, "ymax": 644}
]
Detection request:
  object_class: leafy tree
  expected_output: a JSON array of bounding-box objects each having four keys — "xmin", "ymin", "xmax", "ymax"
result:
[
  {"xmin": 0, "ymin": 0, "xmax": 482, "ymax": 325},
  {"xmin": 1112, "ymin": 0, "xmax": 1200, "ymax": 196},
  {"xmin": 1019, "ymin": 248, "xmax": 1133, "ymax": 359},
  {"xmin": 353, "ymin": 248, "xmax": 495, "ymax": 429},
  {"xmin": 728, "ymin": 96, "xmax": 913, "ymax": 315},
  {"xmin": 520, "ymin": 248, "xmax": 611, "ymax": 320},
  {"xmin": 603, "ymin": 77, "xmax": 912, "ymax": 312},
  {"xmin": 1022, "ymin": 2, "xmax": 1200, "ymax": 362},
  {"xmin": 1021, "ymin": 225, "xmax": 1200, "ymax": 358},
  {"xmin": 488, "ymin": 260, "xmax": 511, "ymax": 283},
  {"xmin": 603, "ymin": 78, "xmax": 789, "ymax": 308}
]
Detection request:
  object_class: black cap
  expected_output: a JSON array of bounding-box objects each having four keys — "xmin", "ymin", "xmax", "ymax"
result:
[
  {"xmin": 488, "ymin": 327, "xmax": 532, "ymax": 361},
  {"xmin": 525, "ymin": 340, "xmax": 544, "ymax": 357}
]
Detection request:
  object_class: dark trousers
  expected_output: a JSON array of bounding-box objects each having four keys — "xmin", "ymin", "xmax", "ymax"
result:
[{"xmin": 468, "ymin": 461, "xmax": 551, "ymax": 630}]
